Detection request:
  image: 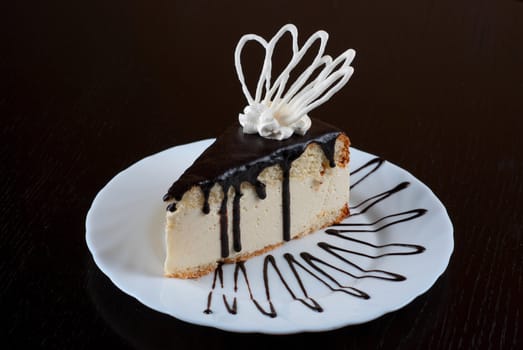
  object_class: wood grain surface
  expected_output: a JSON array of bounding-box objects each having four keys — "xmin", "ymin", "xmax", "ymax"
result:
[{"xmin": 2, "ymin": 0, "xmax": 522, "ymax": 348}]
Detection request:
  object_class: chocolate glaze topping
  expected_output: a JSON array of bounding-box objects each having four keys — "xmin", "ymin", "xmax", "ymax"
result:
[{"xmin": 163, "ymin": 118, "xmax": 344, "ymax": 258}]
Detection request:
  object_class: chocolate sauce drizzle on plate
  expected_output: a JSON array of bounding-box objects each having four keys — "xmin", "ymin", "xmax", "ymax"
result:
[
  {"xmin": 163, "ymin": 119, "xmax": 343, "ymax": 258},
  {"xmin": 204, "ymin": 157, "xmax": 427, "ymax": 317}
]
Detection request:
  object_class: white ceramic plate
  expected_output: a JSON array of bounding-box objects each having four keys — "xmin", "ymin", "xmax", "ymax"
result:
[{"xmin": 86, "ymin": 140, "xmax": 453, "ymax": 334}]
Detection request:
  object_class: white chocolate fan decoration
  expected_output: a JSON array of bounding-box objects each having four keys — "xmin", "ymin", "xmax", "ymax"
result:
[{"xmin": 235, "ymin": 24, "xmax": 355, "ymax": 140}]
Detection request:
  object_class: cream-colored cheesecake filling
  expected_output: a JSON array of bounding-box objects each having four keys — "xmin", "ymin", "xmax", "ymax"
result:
[{"xmin": 164, "ymin": 139, "xmax": 349, "ymax": 278}]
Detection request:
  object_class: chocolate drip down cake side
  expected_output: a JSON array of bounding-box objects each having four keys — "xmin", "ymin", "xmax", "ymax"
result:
[{"xmin": 162, "ymin": 24, "xmax": 356, "ymax": 278}]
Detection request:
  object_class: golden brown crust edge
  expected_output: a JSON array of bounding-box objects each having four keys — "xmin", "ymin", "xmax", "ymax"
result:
[{"xmin": 337, "ymin": 132, "xmax": 351, "ymax": 168}]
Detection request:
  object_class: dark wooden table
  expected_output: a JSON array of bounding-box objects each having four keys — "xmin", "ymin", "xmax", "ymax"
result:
[{"xmin": 2, "ymin": 0, "xmax": 522, "ymax": 348}]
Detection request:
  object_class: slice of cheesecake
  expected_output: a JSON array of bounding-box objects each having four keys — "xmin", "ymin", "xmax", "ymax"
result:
[{"xmin": 162, "ymin": 119, "xmax": 350, "ymax": 278}]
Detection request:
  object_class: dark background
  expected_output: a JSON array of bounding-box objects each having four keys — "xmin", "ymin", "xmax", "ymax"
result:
[{"xmin": 2, "ymin": 0, "xmax": 522, "ymax": 348}]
